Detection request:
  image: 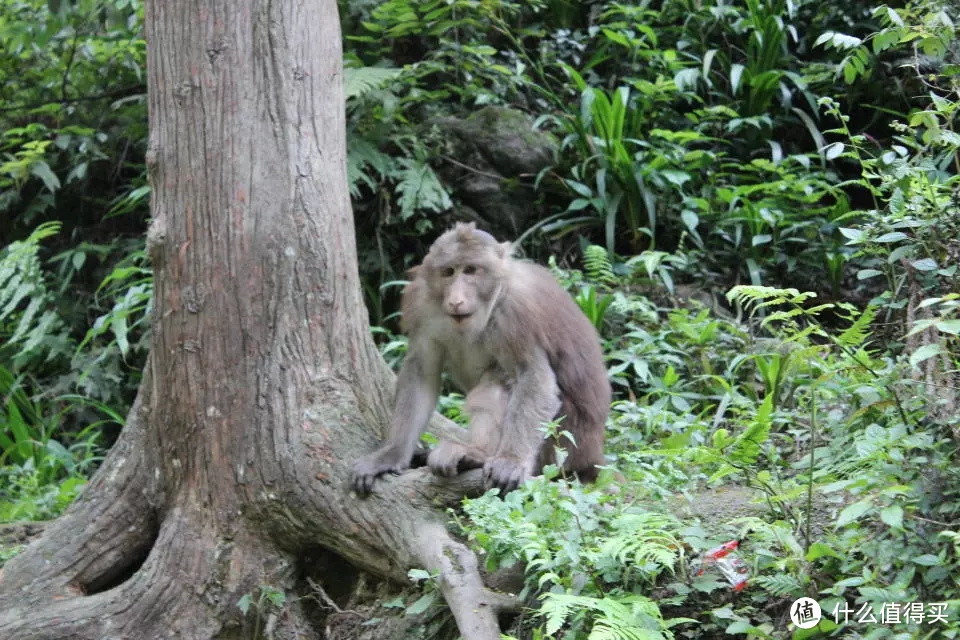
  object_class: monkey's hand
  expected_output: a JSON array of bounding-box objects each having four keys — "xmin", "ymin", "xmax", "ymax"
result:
[
  {"xmin": 350, "ymin": 447, "xmax": 410, "ymax": 495},
  {"xmin": 482, "ymin": 456, "xmax": 532, "ymax": 494},
  {"xmin": 427, "ymin": 439, "xmax": 485, "ymax": 477}
]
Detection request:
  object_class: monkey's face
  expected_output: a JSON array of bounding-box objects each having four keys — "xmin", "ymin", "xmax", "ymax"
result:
[
  {"xmin": 420, "ymin": 224, "xmax": 511, "ymax": 335},
  {"xmin": 430, "ymin": 259, "xmax": 503, "ymax": 331},
  {"xmin": 422, "ymin": 258, "xmax": 503, "ymax": 334}
]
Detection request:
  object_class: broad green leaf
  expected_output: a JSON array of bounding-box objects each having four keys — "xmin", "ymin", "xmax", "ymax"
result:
[
  {"xmin": 806, "ymin": 543, "xmax": 843, "ymax": 561},
  {"xmin": 836, "ymin": 501, "xmax": 872, "ymax": 527},
  {"xmin": 880, "ymin": 505, "xmax": 903, "ymax": 529},
  {"xmin": 730, "ymin": 64, "xmax": 745, "ymax": 94},
  {"xmin": 405, "ymin": 591, "xmax": 437, "ymax": 615},
  {"xmin": 30, "ymin": 161, "xmax": 61, "ymax": 193},
  {"xmin": 824, "ymin": 142, "xmax": 844, "ymax": 160},
  {"xmin": 909, "ymin": 343, "xmax": 942, "ymax": 368},
  {"xmin": 936, "ymin": 320, "xmax": 960, "ymax": 335},
  {"xmin": 874, "ymin": 232, "xmax": 907, "ymax": 243},
  {"xmin": 839, "ymin": 227, "xmax": 863, "ymax": 243}
]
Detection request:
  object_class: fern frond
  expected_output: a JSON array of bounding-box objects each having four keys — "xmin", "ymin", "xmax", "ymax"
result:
[
  {"xmin": 726, "ymin": 285, "xmax": 817, "ymax": 312},
  {"xmin": 753, "ymin": 573, "xmax": 803, "ymax": 597},
  {"xmin": 836, "ymin": 303, "xmax": 877, "ymax": 348},
  {"xmin": 728, "ymin": 392, "xmax": 773, "ymax": 465},
  {"xmin": 584, "ymin": 244, "xmax": 616, "ymax": 285},
  {"xmin": 347, "ymin": 136, "xmax": 395, "ymax": 197},
  {"xmin": 541, "ymin": 593, "xmax": 670, "ymax": 640},
  {"xmin": 393, "ymin": 158, "xmax": 452, "ymax": 219},
  {"xmin": 343, "ymin": 66, "xmax": 402, "ymax": 101},
  {"xmin": 0, "ymin": 221, "xmax": 70, "ymax": 365},
  {"xmin": 598, "ymin": 512, "xmax": 681, "ymax": 579}
]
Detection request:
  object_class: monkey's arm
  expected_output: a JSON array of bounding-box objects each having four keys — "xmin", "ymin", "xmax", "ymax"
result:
[
  {"xmin": 351, "ymin": 340, "xmax": 442, "ymax": 494},
  {"xmin": 484, "ymin": 348, "xmax": 560, "ymax": 492}
]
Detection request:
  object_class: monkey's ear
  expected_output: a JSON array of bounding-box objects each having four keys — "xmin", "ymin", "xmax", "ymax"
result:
[
  {"xmin": 496, "ymin": 241, "xmax": 514, "ymax": 259},
  {"xmin": 406, "ymin": 265, "xmax": 421, "ymax": 280}
]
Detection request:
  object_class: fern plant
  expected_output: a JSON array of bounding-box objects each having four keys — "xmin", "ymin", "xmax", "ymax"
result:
[
  {"xmin": 540, "ymin": 593, "xmax": 676, "ymax": 640},
  {"xmin": 583, "ymin": 244, "xmax": 616, "ymax": 285},
  {"xmin": 0, "ymin": 222, "xmax": 71, "ymax": 369},
  {"xmin": 343, "ymin": 66, "xmax": 402, "ymax": 101},
  {"xmin": 460, "ymin": 476, "xmax": 689, "ymax": 639}
]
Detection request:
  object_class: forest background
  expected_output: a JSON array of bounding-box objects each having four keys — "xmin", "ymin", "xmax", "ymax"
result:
[{"xmin": 0, "ymin": 0, "xmax": 957, "ymax": 637}]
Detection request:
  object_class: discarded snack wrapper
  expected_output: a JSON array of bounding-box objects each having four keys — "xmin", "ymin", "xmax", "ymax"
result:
[{"xmin": 697, "ymin": 540, "xmax": 750, "ymax": 591}]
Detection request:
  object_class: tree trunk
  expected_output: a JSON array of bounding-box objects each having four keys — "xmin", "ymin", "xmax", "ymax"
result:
[{"xmin": 0, "ymin": 1, "xmax": 506, "ymax": 638}]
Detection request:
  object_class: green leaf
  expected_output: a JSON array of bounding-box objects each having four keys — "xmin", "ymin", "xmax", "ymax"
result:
[
  {"xmin": 393, "ymin": 159, "xmax": 452, "ymax": 219},
  {"xmin": 730, "ymin": 64, "xmax": 745, "ymax": 95},
  {"xmin": 30, "ymin": 161, "xmax": 61, "ymax": 193},
  {"xmin": 836, "ymin": 501, "xmax": 872, "ymax": 527},
  {"xmin": 660, "ymin": 169, "xmax": 691, "ymax": 187},
  {"xmin": 911, "ymin": 554, "xmax": 941, "ymax": 567},
  {"xmin": 405, "ymin": 591, "xmax": 437, "ymax": 615},
  {"xmin": 936, "ymin": 320, "xmax": 960, "ymax": 336},
  {"xmin": 793, "ymin": 619, "xmax": 839, "ymax": 638},
  {"xmin": 407, "ymin": 568, "xmax": 431, "ymax": 582},
  {"xmin": 875, "ymin": 232, "xmax": 907, "ymax": 243},
  {"xmin": 910, "ymin": 258, "xmax": 938, "ymax": 271},
  {"xmin": 236, "ymin": 594, "xmax": 252, "ymax": 614},
  {"xmin": 909, "ymin": 343, "xmax": 942, "ymax": 368},
  {"xmin": 806, "ymin": 543, "xmax": 842, "ymax": 561},
  {"xmin": 565, "ymin": 179, "xmax": 593, "ymax": 198},
  {"xmin": 839, "ymin": 227, "xmax": 864, "ymax": 243},
  {"xmin": 880, "ymin": 505, "xmax": 903, "ymax": 529},
  {"xmin": 112, "ymin": 313, "xmax": 130, "ymax": 357},
  {"xmin": 824, "ymin": 142, "xmax": 844, "ymax": 160}
]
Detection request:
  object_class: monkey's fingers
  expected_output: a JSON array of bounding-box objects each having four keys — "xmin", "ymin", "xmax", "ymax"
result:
[
  {"xmin": 351, "ymin": 453, "xmax": 414, "ymax": 494},
  {"xmin": 482, "ymin": 457, "xmax": 529, "ymax": 494},
  {"xmin": 350, "ymin": 457, "xmax": 385, "ymax": 494},
  {"xmin": 350, "ymin": 469, "xmax": 373, "ymax": 495},
  {"xmin": 428, "ymin": 442, "xmax": 470, "ymax": 477}
]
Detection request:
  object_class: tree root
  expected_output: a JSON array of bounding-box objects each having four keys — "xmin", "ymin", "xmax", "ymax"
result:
[
  {"xmin": 335, "ymin": 464, "xmax": 521, "ymax": 640},
  {"xmin": 416, "ymin": 522, "xmax": 521, "ymax": 640},
  {"xmin": 0, "ymin": 386, "xmax": 162, "ymax": 597}
]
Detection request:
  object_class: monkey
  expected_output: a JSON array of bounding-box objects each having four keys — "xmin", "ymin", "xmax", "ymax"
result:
[{"xmin": 351, "ymin": 223, "xmax": 611, "ymax": 494}]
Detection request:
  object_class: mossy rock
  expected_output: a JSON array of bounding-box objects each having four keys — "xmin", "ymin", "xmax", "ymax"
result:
[
  {"xmin": 442, "ymin": 106, "xmax": 555, "ymax": 177},
  {"xmin": 432, "ymin": 107, "xmax": 556, "ymax": 236}
]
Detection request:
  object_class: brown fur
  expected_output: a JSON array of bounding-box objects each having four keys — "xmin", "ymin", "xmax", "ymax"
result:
[{"xmin": 351, "ymin": 223, "xmax": 610, "ymax": 494}]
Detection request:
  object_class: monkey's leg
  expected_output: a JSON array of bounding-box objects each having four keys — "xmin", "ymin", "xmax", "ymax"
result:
[
  {"xmin": 484, "ymin": 350, "xmax": 561, "ymax": 493},
  {"xmin": 428, "ymin": 379, "xmax": 506, "ymax": 477}
]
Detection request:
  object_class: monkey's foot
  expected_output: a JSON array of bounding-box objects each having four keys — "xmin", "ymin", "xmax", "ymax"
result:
[
  {"xmin": 427, "ymin": 440, "xmax": 484, "ymax": 477},
  {"xmin": 482, "ymin": 456, "xmax": 531, "ymax": 493}
]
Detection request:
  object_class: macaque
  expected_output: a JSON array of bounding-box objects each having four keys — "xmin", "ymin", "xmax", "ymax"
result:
[{"xmin": 351, "ymin": 223, "xmax": 610, "ymax": 494}]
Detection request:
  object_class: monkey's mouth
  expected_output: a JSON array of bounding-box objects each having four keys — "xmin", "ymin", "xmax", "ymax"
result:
[{"xmin": 449, "ymin": 312, "xmax": 473, "ymax": 324}]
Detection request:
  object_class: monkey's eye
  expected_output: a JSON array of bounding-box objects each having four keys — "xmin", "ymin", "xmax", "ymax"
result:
[
  {"xmin": 441, "ymin": 267, "xmax": 456, "ymax": 278},
  {"xmin": 463, "ymin": 265, "xmax": 477, "ymax": 275}
]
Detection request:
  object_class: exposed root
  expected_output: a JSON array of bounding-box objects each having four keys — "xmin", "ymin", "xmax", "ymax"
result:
[
  {"xmin": 0, "ymin": 385, "xmax": 162, "ymax": 597},
  {"xmin": 414, "ymin": 522, "xmax": 514, "ymax": 640},
  {"xmin": 0, "ymin": 513, "xmax": 217, "ymax": 639}
]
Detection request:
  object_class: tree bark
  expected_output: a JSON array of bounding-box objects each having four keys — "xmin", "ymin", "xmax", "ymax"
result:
[{"xmin": 0, "ymin": 1, "xmax": 505, "ymax": 638}]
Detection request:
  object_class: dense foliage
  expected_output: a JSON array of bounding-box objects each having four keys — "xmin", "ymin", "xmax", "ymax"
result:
[{"xmin": 1, "ymin": 0, "xmax": 958, "ymax": 637}]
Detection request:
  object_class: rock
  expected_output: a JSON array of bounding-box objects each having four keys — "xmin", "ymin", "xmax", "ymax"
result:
[{"xmin": 432, "ymin": 107, "xmax": 556, "ymax": 237}]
